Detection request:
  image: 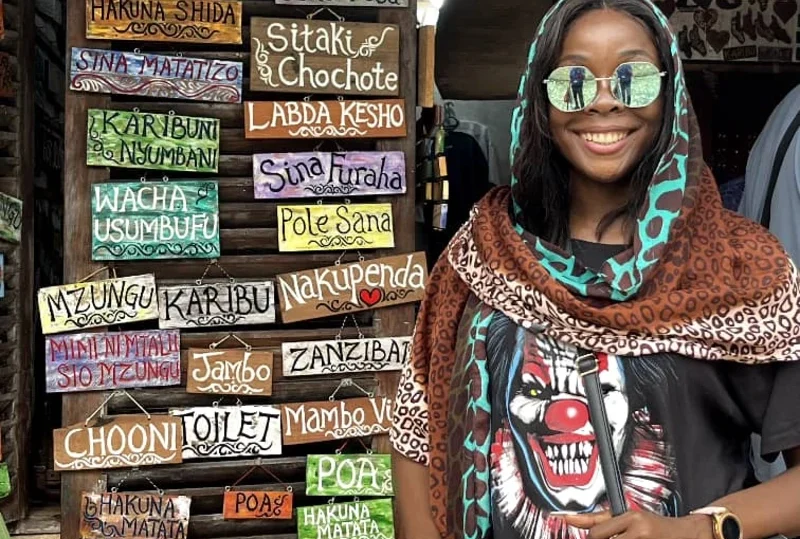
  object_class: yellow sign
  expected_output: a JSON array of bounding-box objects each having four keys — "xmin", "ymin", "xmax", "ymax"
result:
[{"xmin": 277, "ymin": 203, "xmax": 394, "ymax": 252}]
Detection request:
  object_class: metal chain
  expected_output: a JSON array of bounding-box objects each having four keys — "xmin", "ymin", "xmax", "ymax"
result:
[{"xmin": 197, "ymin": 259, "xmax": 235, "ymax": 286}]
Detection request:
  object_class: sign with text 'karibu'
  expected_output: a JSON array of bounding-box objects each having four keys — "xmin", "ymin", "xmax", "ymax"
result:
[
  {"xmin": 278, "ymin": 203, "xmax": 394, "ymax": 252},
  {"xmin": 46, "ymin": 329, "xmax": 181, "ymax": 393},
  {"xmin": 71, "ymin": 48, "xmax": 243, "ymax": 103},
  {"xmin": 276, "ymin": 0, "xmax": 408, "ymax": 6},
  {"xmin": 222, "ymin": 490, "xmax": 293, "ymax": 520},
  {"xmin": 277, "ymin": 253, "xmax": 427, "ymax": 323},
  {"xmin": 307, "ymin": 454, "xmax": 393, "ymax": 497},
  {"xmin": 86, "ymin": 0, "xmax": 243, "ymax": 44},
  {"xmin": 53, "ymin": 415, "xmax": 182, "ymax": 471},
  {"xmin": 253, "ymin": 152, "xmax": 406, "ymax": 199},
  {"xmin": 282, "ymin": 336, "xmax": 409, "ymax": 377},
  {"xmin": 298, "ymin": 499, "xmax": 395, "ymax": 539},
  {"xmin": 0, "ymin": 191, "xmax": 22, "ymax": 243},
  {"xmin": 282, "ymin": 397, "xmax": 392, "ymax": 446},
  {"xmin": 245, "ymin": 99, "xmax": 406, "ymax": 139},
  {"xmin": 187, "ymin": 348, "xmax": 273, "ymax": 396},
  {"xmin": 158, "ymin": 280, "xmax": 275, "ymax": 329},
  {"xmin": 87, "ymin": 109, "xmax": 220, "ymax": 173},
  {"xmin": 38, "ymin": 274, "xmax": 159, "ymax": 335},
  {"xmin": 92, "ymin": 181, "xmax": 220, "ymax": 260},
  {"xmin": 250, "ymin": 18, "xmax": 399, "ymax": 96},
  {"xmin": 80, "ymin": 492, "xmax": 191, "ymax": 539}
]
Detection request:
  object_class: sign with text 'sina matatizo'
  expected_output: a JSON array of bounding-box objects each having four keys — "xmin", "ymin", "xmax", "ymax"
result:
[
  {"xmin": 80, "ymin": 491, "xmax": 191, "ymax": 539},
  {"xmin": 298, "ymin": 499, "xmax": 395, "ymax": 539},
  {"xmin": 306, "ymin": 454, "xmax": 394, "ymax": 496},
  {"xmin": 277, "ymin": 203, "xmax": 394, "ymax": 252}
]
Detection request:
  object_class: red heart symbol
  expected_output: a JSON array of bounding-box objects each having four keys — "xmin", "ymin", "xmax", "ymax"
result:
[{"xmin": 359, "ymin": 288, "xmax": 383, "ymax": 307}]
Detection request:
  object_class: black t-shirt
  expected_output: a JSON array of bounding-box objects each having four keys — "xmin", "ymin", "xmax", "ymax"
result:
[{"xmin": 489, "ymin": 240, "xmax": 800, "ymax": 539}]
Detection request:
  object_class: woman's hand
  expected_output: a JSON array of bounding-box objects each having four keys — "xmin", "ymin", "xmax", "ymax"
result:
[{"xmin": 561, "ymin": 510, "xmax": 714, "ymax": 539}]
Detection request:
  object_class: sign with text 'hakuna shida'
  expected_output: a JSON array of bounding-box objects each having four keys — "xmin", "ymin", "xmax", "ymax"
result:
[
  {"xmin": 187, "ymin": 348, "xmax": 274, "ymax": 396},
  {"xmin": 158, "ymin": 280, "xmax": 275, "ymax": 329},
  {"xmin": 276, "ymin": 0, "xmax": 408, "ymax": 6},
  {"xmin": 307, "ymin": 454, "xmax": 393, "ymax": 497},
  {"xmin": 0, "ymin": 191, "xmax": 22, "ymax": 243},
  {"xmin": 282, "ymin": 337, "xmax": 409, "ymax": 377},
  {"xmin": 277, "ymin": 203, "xmax": 394, "ymax": 252},
  {"xmin": 87, "ymin": 109, "xmax": 220, "ymax": 173},
  {"xmin": 298, "ymin": 499, "xmax": 395, "ymax": 539},
  {"xmin": 80, "ymin": 492, "xmax": 191, "ymax": 539},
  {"xmin": 282, "ymin": 397, "xmax": 392, "ymax": 446}
]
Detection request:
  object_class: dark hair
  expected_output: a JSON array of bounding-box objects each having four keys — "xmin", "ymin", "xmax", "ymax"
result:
[{"xmin": 512, "ymin": 0, "xmax": 677, "ymax": 246}]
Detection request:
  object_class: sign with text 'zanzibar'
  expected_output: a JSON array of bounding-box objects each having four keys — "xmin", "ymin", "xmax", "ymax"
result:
[
  {"xmin": 80, "ymin": 492, "xmax": 191, "ymax": 539},
  {"xmin": 158, "ymin": 280, "xmax": 275, "ymax": 329},
  {"xmin": 276, "ymin": 0, "xmax": 408, "ymax": 7},
  {"xmin": 282, "ymin": 337, "xmax": 409, "ymax": 377},
  {"xmin": 307, "ymin": 454, "xmax": 393, "ymax": 497},
  {"xmin": 187, "ymin": 348, "xmax": 274, "ymax": 396},
  {"xmin": 298, "ymin": 499, "xmax": 395, "ymax": 539},
  {"xmin": 278, "ymin": 203, "xmax": 394, "ymax": 252},
  {"xmin": 282, "ymin": 397, "xmax": 392, "ymax": 445}
]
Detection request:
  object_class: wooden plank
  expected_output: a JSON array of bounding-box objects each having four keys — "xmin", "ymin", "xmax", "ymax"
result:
[
  {"xmin": 0, "ymin": 191, "xmax": 22, "ymax": 243},
  {"xmin": 85, "ymin": 0, "xmax": 243, "ymax": 44},
  {"xmin": 276, "ymin": 0, "xmax": 408, "ymax": 6},
  {"xmin": 70, "ymin": 48, "xmax": 243, "ymax": 103},
  {"xmin": 298, "ymin": 499, "xmax": 395, "ymax": 539},
  {"xmin": 281, "ymin": 397, "xmax": 392, "ymax": 446},
  {"xmin": 186, "ymin": 348, "xmax": 274, "ymax": 396},
  {"xmin": 80, "ymin": 492, "xmax": 191, "ymax": 539},
  {"xmin": 250, "ymin": 18, "xmax": 399, "ymax": 96},
  {"xmin": 158, "ymin": 280, "xmax": 276, "ymax": 329},
  {"xmin": 277, "ymin": 203, "xmax": 394, "ymax": 252},
  {"xmin": 0, "ymin": 52, "xmax": 14, "ymax": 98},
  {"xmin": 417, "ymin": 25, "xmax": 435, "ymax": 107},
  {"xmin": 306, "ymin": 454, "xmax": 393, "ymax": 497},
  {"xmin": 281, "ymin": 336, "xmax": 409, "ymax": 377},
  {"xmin": 223, "ymin": 490, "xmax": 293, "ymax": 520}
]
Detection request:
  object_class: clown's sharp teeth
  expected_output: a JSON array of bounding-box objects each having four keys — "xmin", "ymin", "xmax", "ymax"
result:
[
  {"xmin": 583, "ymin": 442, "xmax": 592, "ymax": 455},
  {"xmin": 569, "ymin": 372, "xmax": 579, "ymax": 395},
  {"xmin": 570, "ymin": 443, "xmax": 577, "ymax": 458},
  {"xmin": 566, "ymin": 460, "xmax": 573, "ymax": 474},
  {"xmin": 581, "ymin": 460, "xmax": 588, "ymax": 474},
  {"xmin": 561, "ymin": 445, "xmax": 568, "ymax": 459},
  {"xmin": 558, "ymin": 461, "xmax": 564, "ymax": 475}
]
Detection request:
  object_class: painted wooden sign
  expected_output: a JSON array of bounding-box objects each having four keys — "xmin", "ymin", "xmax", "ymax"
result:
[
  {"xmin": 222, "ymin": 490, "xmax": 293, "ymax": 520},
  {"xmin": 307, "ymin": 454, "xmax": 393, "ymax": 497},
  {"xmin": 0, "ymin": 254, "xmax": 4, "ymax": 299},
  {"xmin": 158, "ymin": 280, "xmax": 275, "ymax": 329},
  {"xmin": 277, "ymin": 252, "xmax": 427, "ymax": 323},
  {"xmin": 0, "ymin": 52, "xmax": 14, "ymax": 98},
  {"xmin": 282, "ymin": 336, "xmax": 410, "ymax": 377},
  {"xmin": 244, "ymin": 99, "xmax": 406, "ymax": 139},
  {"xmin": 277, "ymin": 203, "xmax": 394, "ymax": 253},
  {"xmin": 298, "ymin": 499, "xmax": 395, "ymax": 539},
  {"xmin": 87, "ymin": 109, "xmax": 220, "ymax": 173},
  {"xmin": 80, "ymin": 492, "xmax": 191, "ymax": 539},
  {"xmin": 45, "ymin": 329, "xmax": 181, "ymax": 393},
  {"xmin": 38, "ymin": 274, "xmax": 159, "ymax": 335},
  {"xmin": 253, "ymin": 152, "xmax": 406, "ymax": 199},
  {"xmin": 92, "ymin": 181, "xmax": 220, "ymax": 261},
  {"xmin": 71, "ymin": 48, "xmax": 243, "ymax": 103},
  {"xmin": 53, "ymin": 415, "xmax": 183, "ymax": 471},
  {"xmin": 250, "ymin": 18, "xmax": 399, "ymax": 96},
  {"xmin": 276, "ymin": 0, "xmax": 408, "ymax": 7},
  {"xmin": 187, "ymin": 348, "xmax": 274, "ymax": 396},
  {"xmin": 0, "ymin": 191, "xmax": 22, "ymax": 243},
  {"xmin": 86, "ymin": 0, "xmax": 243, "ymax": 44},
  {"xmin": 282, "ymin": 397, "xmax": 392, "ymax": 446},
  {"xmin": 171, "ymin": 405, "xmax": 282, "ymax": 459}
]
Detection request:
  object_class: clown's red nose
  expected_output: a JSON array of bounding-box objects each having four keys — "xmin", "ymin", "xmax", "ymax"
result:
[{"xmin": 545, "ymin": 399, "xmax": 589, "ymax": 432}]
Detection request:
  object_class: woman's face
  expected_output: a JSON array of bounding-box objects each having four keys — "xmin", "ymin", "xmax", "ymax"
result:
[{"xmin": 549, "ymin": 9, "xmax": 664, "ymax": 184}]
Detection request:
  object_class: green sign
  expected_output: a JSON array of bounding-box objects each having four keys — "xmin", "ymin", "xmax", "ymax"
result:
[
  {"xmin": 306, "ymin": 454, "xmax": 393, "ymax": 497},
  {"xmin": 87, "ymin": 109, "xmax": 220, "ymax": 173},
  {"xmin": 92, "ymin": 181, "xmax": 220, "ymax": 260},
  {"xmin": 298, "ymin": 499, "xmax": 395, "ymax": 539}
]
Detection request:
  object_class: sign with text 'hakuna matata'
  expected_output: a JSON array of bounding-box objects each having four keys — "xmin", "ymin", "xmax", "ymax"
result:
[
  {"xmin": 298, "ymin": 499, "xmax": 395, "ymax": 539},
  {"xmin": 282, "ymin": 337, "xmax": 409, "ymax": 377},
  {"xmin": 80, "ymin": 492, "xmax": 191, "ymax": 539}
]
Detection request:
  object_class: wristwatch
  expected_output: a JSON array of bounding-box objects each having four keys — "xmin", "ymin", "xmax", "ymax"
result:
[{"xmin": 689, "ymin": 506, "xmax": 743, "ymax": 539}]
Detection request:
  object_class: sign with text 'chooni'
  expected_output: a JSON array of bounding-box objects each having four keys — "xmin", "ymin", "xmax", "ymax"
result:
[
  {"xmin": 276, "ymin": 0, "xmax": 408, "ymax": 6},
  {"xmin": 187, "ymin": 348, "xmax": 274, "ymax": 396},
  {"xmin": 307, "ymin": 454, "xmax": 393, "ymax": 497},
  {"xmin": 298, "ymin": 499, "xmax": 395, "ymax": 539},
  {"xmin": 277, "ymin": 252, "xmax": 427, "ymax": 323},
  {"xmin": 158, "ymin": 280, "xmax": 275, "ymax": 329},
  {"xmin": 277, "ymin": 203, "xmax": 394, "ymax": 252},
  {"xmin": 281, "ymin": 397, "xmax": 392, "ymax": 446},
  {"xmin": 0, "ymin": 191, "xmax": 22, "ymax": 243},
  {"xmin": 282, "ymin": 337, "xmax": 409, "ymax": 377},
  {"xmin": 222, "ymin": 490, "xmax": 293, "ymax": 520},
  {"xmin": 80, "ymin": 492, "xmax": 191, "ymax": 539},
  {"xmin": 86, "ymin": 0, "xmax": 243, "ymax": 44},
  {"xmin": 250, "ymin": 18, "xmax": 399, "ymax": 96}
]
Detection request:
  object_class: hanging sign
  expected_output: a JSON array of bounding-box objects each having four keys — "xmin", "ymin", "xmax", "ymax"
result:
[
  {"xmin": 282, "ymin": 397, "xmax": 392, "ymax": 446},
  {"xmin": 0, "ymin": 254, "xmax": 5, "ymax": 298},
  {"xmin": 158, "ymin": 280, "xmax": 275, "ymax": 329},
  {"xmin": 253, "ymin": 151, "xmax": 406, "ymax": 199},
  {"xmin": 45, "ymin": 329, "xmax": 181, "ymax": 393},
  {"xmin": 222, "ymin": 490, "xmax": 293, "ymax": 520},
  {"xmin": 282, "ymin": 337, "xmax": 409, "ymax": 377},
  {"xmin": 0, "ymin": 52, "xmax": 14, "ymax": 98},
  {"xmin": 276, "ymin": 0, "xmax": 408, "ymax": 6},
  {"xmin": 87, "ymin": 109, "xmax": 220, "ymax": 173},
  {"xmin": 86, "ymin": 0, "xmax": 243, "ymax": 44},
  {"xmin": 171, "ymin": 405, "xmax": 282, "ymax": 459},
  {"xmin": 37, "ymin": 274, "xmax": 159, "ymax": 335},
  {"xmin": 244, "ymin": 99, "xmax": 406, "ymax": 139},
  {"xmin": 92, "ymin": 181, "xmax": 220, "ymax": 261},
  {"xmin": 277, "ymin": 252, "xmax": 427, "ymax": 323},
  {"xmin": 277, "ymin": 203, "xmax": 394, "ymax": 252},
  {"xmin": 306, "ymin": 454, "xmax": 393, "ymax": 497},
  {"xmin": 250, "ymin": 18, "xmax": 399, "ymax": 96},
  {"xmin": 71, "ymin": 48, "xmax": 243, "ymax": 103},
  {"xmin": 53, "ymin": 414, "xmax": 183, "ymax": 471},
  {"xmin": 0, "ymin": 191, "xmax": 22, "ymax": 243},
  {"xmin": 298, "ymin": 499, "xmax": 395, "ymax": 539},
  {"xmin": 187, "ymin": 348, "xmax": 274, "ymax": 396},
  {"xmin": 80, "ymin": 492, "xmax": 191, "ymax": 539}
]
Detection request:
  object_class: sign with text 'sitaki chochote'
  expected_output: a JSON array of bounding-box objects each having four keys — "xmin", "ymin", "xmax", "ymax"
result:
[
  {"xmin": 158, "ymin": 280, "xmax": 275, "ymax": 329},
  {"xmin": 275, "ymin": 0, "xmax": 408, "ymax": 6},
  {"xmin": 298, "ymin": 499, "xmax": 395, "ymax": 539},
  {"xmin": 282, "ymin": 336, "xmax": 410, "ymax": 377},
  {"xmin": 306, "ymin": 454, "xmax": 394, "ymax": 497},
  {"xmin": 80, "ymin": 491, "xmax": 191, "ymax": 539},
  {"xmin": 277, "ymin": 203, "xmax": 394, "ymax": 252},
  {"xmin": 0, "ymin": 191, "xmax": 22, "ymax": 243}
]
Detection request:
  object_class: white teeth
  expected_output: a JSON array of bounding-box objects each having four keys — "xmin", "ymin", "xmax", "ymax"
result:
[
  {"xmin": 570, "ymin": 443, "xmax": 577, "ymax": 458},
  {"xmin": 582, "ymin": 132, "xmax": 628, "ymax": 145},
  {"xmin": 558, "ymin": 461, "xmax": 564, "ymax": 475},
  {"xmin": 561, "ymin": 445, "xmax": 568, "ymax": 459},
  {"xmin": 581, "ymin": 460, "xmax": 588, "ymax": 474}
]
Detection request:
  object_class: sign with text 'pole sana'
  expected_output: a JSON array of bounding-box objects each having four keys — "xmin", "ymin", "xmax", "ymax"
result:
[{"xmin": 277, "ymin": 203, "xmax": 394, "ymax": 252}]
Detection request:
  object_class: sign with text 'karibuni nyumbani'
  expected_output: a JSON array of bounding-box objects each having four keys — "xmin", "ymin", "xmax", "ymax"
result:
[
  {"xmin": 282, "ymin": 337, "xmax": 409, "ymax": 377},
  {"xmin": 186, "ymin": 348, "xmax": 274, "ymax": 396},
  {"xmin": 158, "ymin": 280, "xmax": 275, "ymax": 329},
  {"xmin": 306, "ymin": 454, "xmax": 394, "ymax": 497},
  {"xmin": 298, "ymin": 499, "xmax": 395, "ymax": 539},
  {"xmin": 80, "ymin": 492, "xmax": 191, "ymax": 539},
  {"xmin": 281, "ymin": 397, "xmax": 392, "ymax": 446},
  {"xmin": 277, "ymin": 203, "xmax": 395, "ymax": 252}
]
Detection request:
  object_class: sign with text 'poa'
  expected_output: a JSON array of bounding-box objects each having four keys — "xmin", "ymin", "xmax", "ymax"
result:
[
  {"xmin": 282, "ymin": 397, "xmax": 392, "ymax": 446},
  {"xmin": 277, "ymin": 203, "xmax": 394, "ymax": 252},
  {"xmin": 307, "ymin": 454, "xmax": 393, "ymax": 497},
  {"xmin": 223, "ymin": 490, "xmax": 293, "ymax": 520},
  {"xmin": 298, "ymin": 499, "xmax": 395, "ymax": 539},
  {"xmin": 187, "ymin": 348, "xmax": 274, "ymax": 396},
  {"xmin": 80, "ymin": 492, "xmax": 191, "ymax": 539},
  {"xmin": 282, "ymin": 337, "xmax": 409, "ymax": 377},
  {"xmin": 158, "ymin": 280, "xmax": 275, "ymax": 329}
]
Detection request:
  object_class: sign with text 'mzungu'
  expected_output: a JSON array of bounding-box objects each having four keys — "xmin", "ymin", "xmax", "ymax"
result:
[
  {"xmin": 86, "ymin": 0, "xmax": 243, "ymax": 44},
  {"xmin": 250, "ymin": 18, "xmax": 399, "ymax": 96},
  {"xmin": 307, "ymin": 454, "xmax": 393, "ymax": 496},
  {"xmin": 37, "ymin": 274, "xmax": 159, "ymax": 335},
  {"xmin": 277, "ymin": 203, "xmax": 394, "ymax": 252},
  {"xmin": 80, "ymin": 492, "xmax": 191, "ymax": 539},
  {"xmin": 276, "ymin": 0, "xmax": 408, "ymax": 6},
  {"xmin": 71, "ymin": 48, "xmax": 243, "ymax": 103},
  {"xmin": 282, "ymin": 397, "xmax": 392, "ymax": 445},
  {"xmin": 46, "ymin": 329, "xmax": 181, "ymax": 393},
  {"xmin": 299, "ymin": 499, "xmax": 395, "ymax": 539},
  {"xmin": 282, "ymin": 337, "xmax": 410, "ymax": 377},
  {"xmin": 245, "ymin": 99, "xmax": 406, "ymax": 139},
  {"xmin": 277, "ymin": 252, "xmax": 427, "ymax": 323},
  {"xmin": 158, "ymin": 280, "xmax": 275, "ymax": 329},
  {"xmin": 253, "ymin": 152, "xmax": 406, "ymax": 199},
  {"xmin": 87, "ymin": 109, "xmax": 220, "ymax": 173},
  {"xmin": 223, "ymin": 490, "xmax": 293, "ymax": 520},
  {"xmin": 92, "ymin": 181, "xmax": 220, "ymax": 260},
  {"xmin": 0, "ymin": 191, "xmax": 22, "ymax": 243},
  {"xmin": 187, "ymin": 348, "xmax": 274, "ymax": 396}
]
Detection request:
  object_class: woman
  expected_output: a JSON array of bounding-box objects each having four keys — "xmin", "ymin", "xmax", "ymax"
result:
[{"xmin": 391, "ymin": 2, "xmax": 800, "ymax": 539}]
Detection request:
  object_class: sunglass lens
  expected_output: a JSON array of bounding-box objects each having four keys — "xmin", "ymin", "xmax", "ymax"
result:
[
  {"xmin": 546, "ymin": 66, "xmax": 596, "ymax": 112},
  {"xmin": 615, "ymin": 62, "xmax": 662, "ymax": 108}
]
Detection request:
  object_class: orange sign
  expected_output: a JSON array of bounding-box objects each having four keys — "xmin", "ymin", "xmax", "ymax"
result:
[{"xmin": 223, "ymin": 490, "xmax": 293, "ymax": 520}]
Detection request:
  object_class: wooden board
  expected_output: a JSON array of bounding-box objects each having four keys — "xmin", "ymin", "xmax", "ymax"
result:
[
  {"xmin": 277, "ymin": 252, "xmax": 426, "ymax": 323},
  {"xmin": 306, "ymin": 454, "xmax": 393, "ymax": 496},
  {"xmin": 37, "ymin": 274, "xmax": 159, "ymax": 335},
  {"xmin": 250, "ymin": 18, "xmax": 399, "ymax": 96},
  {"xmin": 244, "ymin": 99, "xmax": 406, "ymax": 139},
  {"xmin": 186, "ymin": 348, "xmax": 274, "ymax": 396},
  {"xmin": 71, "ymin": 48, "xmax": 243, "ymax": 103},
  {"xmin": 86, "ymin": 0, "xmax": 243, "ymax": 44},
  {"xmin": 281, "ymin": 397, "xmax": 392, "ymax": 446},
  {"xmin": 92, "ymin": 181, "xmax": 220, "ymax": 260},
  {"xmin": 45, "ymin": 329, "xmax": 181, "ymax": 393},
  {"xmin": 0, "ymin": 254, "xmax": 4, "ymax": 298},
  {"xmin": 276, "ymin": 0, "xmax": 408, "ymax": 6},
  {"xmin": 253, "ymin": 152, "xmax": 406, "ymax": 199},
  {"xmin": 80, "ymin": 492, "xmax": 191, "ymax": 539},
  {"xmin": 282, "ymin": 337, "xmax": 409, "ymax": 377},
  {"xmin": 0, "ymin": 191, "xmax": 22, "ymax": 243},
  {"xmin": 222, "ymin": 490, "xmax": 293, "ymax": 520},
  {"xmin": 298, "ymin": 499, "xmax": 395, "ymax": 539},
  {"xmin": 87, "ymin": 109, "xmax": 220, "ymax": 173},
  {"xmin": 0, "ymin": 52, "xmax": 14, "ymax": 98},
  {"xmin": 171, "ymin": 405, "xmax": 282, "ymax": 459},
  {"xmin": 53, "ymin": 415, "xmax": 183, "ymax": 471},
  {"xmin": 158, "ymin": 280, "xmax": 275, "ymax": 329},
  {"xmin": 277, "ymin": 203, "xmax": 394, "ymax": 252}
]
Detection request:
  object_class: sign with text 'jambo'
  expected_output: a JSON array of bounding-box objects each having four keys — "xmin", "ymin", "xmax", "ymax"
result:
[
  {"xmin": 298, "ymin": 499, "xmax": 395, "ymax": 539},
  {"xmin": 158, "ymin": 280, "xmax": 276, "ymax": 329},
  {"xmin": 0, "ymin": 191, "xmax": 22, "ymax": 243},
  {"xmin": 186, "ymin": 348, "xmax": 274, "ymax": 396},
  {"xmin": 276, "ymin": 0, "xmax": 408, "ymax": 6},
  {"xmin": 222, "ymin": 490, "xmax": 293, "ymax": 520},
  {"xmin": 307, "ymin": 454, "xmax": 393, "ymax": 497},
  {"xmin": 45, "ymin": 329, "xmax": 181, "ymax": 393},
  {"xmin": 277, "ymin": 203, "xmax": 394, "ymax": 253},
  {"xmin": 80, "ymin": 492, "xmax": 191, "ymax": 539},
  {"xmin": 281, "ymin": 397, "xmax": 392, "ymax": 446},
  {"xmin": 282, "ymin": 337, "xmax": 410, "ymax": 377}
]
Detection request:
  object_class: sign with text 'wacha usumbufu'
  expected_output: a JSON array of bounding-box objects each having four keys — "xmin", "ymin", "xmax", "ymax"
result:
[
  {"xmin": 250, "ymin": 18, "xmax": 399, "ymax": 96},
  {"xmin": 298, "ymin": 499, "xmax": 395, "ymax": 539},
  {"xmin": 307, "ymin": 454, "xmax": 393, "ymax": 497},
  {"xmin": 186, "ymin": 348, "xmax": 274, "ymax": 396},
  {"xmin": 87, "ymin": 109, "xmax": 220, "ymax": 173},
  {"xmin": 277, "ymin": 203, "xmax": 394, "ymax": 252},
  {"xmin": 80, "ymin": 492, "xmax": 191, "ymax": 539},
  {"xmin": 92, "ymin": 181, "xmax": 220, "ymax": 261},
  {"xmin": 0, "ymin": 191, "xmax": 22, "ymax": 243},
  {"xmin": 86, "ymin": 0, "xmax": 243, "ymax": 44},
  {"xmin": 282, "ymin": 397, "xmax": 392, "ymax": 446},
  {"xmin": 253, "ymin": 152, "xmax": 406, "ymax": 199},
  {"xmin": 277, "ymin": 252, "xmax": 427, "ymax": 323},
  {"xmin": 282, "ymin": 337, "xmax": 409, "ymax": 377},
  {"xmin": 223, "ymin": 490, "xmax": 293, "ymax": 520},
  {"xmin": 276, "ymin": 0, "xmax": 408, "ymax": 6},
  {"xmin": 38, "ymin": 274, "xmax": 159, "ymax": 335},
  {"xmin": 158, "ymin": 280, "xmax": 275, "ymax": 329},
  {"xmin": 45, "ymin": 329, "xmax": 181, "ymax": 393},
  {"xmin": 71, "ymin": 48, "xmax": 243, "ymax": 103}
]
